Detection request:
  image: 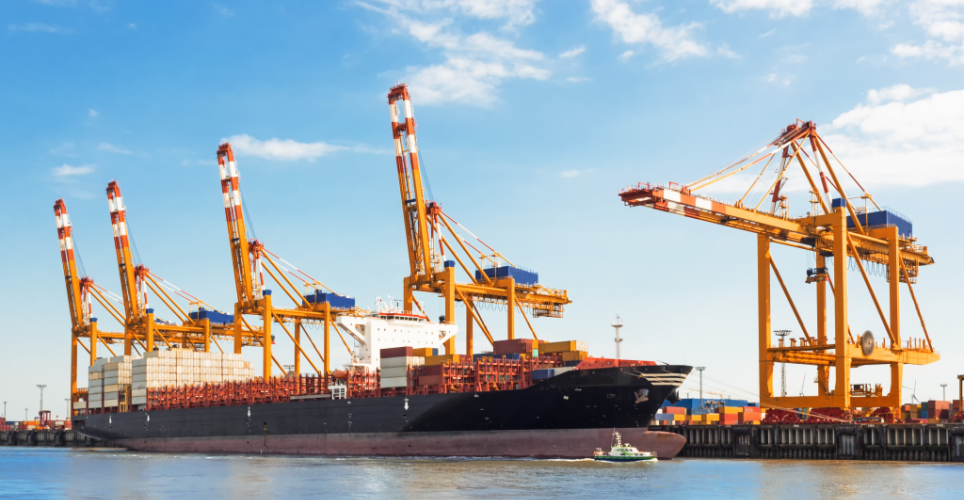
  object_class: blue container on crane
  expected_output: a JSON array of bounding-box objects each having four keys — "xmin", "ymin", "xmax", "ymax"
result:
[
  {"xmin": 189, "ymin": 308, "xmax": 234, "ymax": 326},
  {"xmin": 474, "ymin": 266, "xmax": 539, "ymax": 285},
  {"xmin": 304, "ymin": 291, "xmax": 356, "ymax": 310},
  {"xmin": 831, "ymin": 198, "xmax": 913, "ymax": 237}
]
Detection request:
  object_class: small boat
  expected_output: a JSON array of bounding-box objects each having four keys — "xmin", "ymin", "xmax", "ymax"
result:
[{"xmin": 592, "ymin": 431, "xmax": 658, "ymax": 462}]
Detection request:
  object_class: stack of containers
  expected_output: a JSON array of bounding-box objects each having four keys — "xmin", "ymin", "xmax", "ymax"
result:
[
  {"xmin": 176, "ymin": 350, "xmax": 195, "ymax": 386},
  {"xmin": 380, "ymin": 347, "xmax": 424, "ymax": 389},
  {"xmin": 717, "ymin": 406, "xmax": 740, "ymax": 425},
  {"xmin": 130, "ymin": 350, "xmax": 256, "ymax": 408},
  {"xmin": 739, "ymin": 406, "xmax": 763, "ymax": 424},
  {"xmin": 223, "ymin": 353, "xmax": 254, "ymax": 381},
  {"xmin": 540, "ymin": 340, "xmax": 588, "ymax": 366},
  {"xmin": 87, "ymin": 359, "xmax": 106, "ymax": 411},
  {"xmin": 492, "ymin": 339, "xmax": 537, "ymax": 360},
  {"xmin": 654, "ymin": 406, "xmax": 686, "ymax": 425},
  {"xmin": 103, "ymin": 355, "xmax": 138, "ymax": 409}
]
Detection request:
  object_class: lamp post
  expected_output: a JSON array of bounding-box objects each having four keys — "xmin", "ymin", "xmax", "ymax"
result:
[
  {"xmin": 941, "ymin": 383, "xmax": 947, "ymax": 401},
  {"xmin": 65, "ymin": 398, "xmax": 70, "ymax": 419},
  {"xmin": 37, "ymin": 384, "xmax": 47, "ymax": 413},
  {"xmin": 696, "ymin": 367, "xmax": 706, "ymax": 409},
  {"xmin": 612, "ymin": 315, "xmax": 624, "ymax": 360},
  {"xmin": 774, "ymin": 330, "xmax": 792, "ymax": 397}
]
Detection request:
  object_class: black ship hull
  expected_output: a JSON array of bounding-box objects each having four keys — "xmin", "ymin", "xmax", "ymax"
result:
[{"xmin": 73, "ymin": 365, "xmax": 692, "ymax": 458}]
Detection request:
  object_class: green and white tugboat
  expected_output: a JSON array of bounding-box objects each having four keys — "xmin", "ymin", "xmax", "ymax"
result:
[{"xmin": 592, "ymin": 431, "xmax": 658, "ymax": 462}]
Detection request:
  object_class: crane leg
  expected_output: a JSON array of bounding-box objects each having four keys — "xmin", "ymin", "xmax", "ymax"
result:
[{"xmin": 757, "ymin": 235, "xmax": 774, "ymax": 407}]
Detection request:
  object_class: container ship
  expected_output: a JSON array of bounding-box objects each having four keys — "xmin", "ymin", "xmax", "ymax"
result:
[
  {"xmin": 62, "ymin": 83, "xmax": 691, "ymax": 458},
  {"xmin": 72, "ymin": 308, "xmax": 692, "ymax": 459}
]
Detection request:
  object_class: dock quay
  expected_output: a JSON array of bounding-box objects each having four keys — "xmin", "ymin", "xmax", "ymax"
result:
[
  {"xmin": 662, "ymin": 423, "xmax": 964, "ymax": 462},
  {"xmin": 1, "ymin": 429, "xmax": 104, "ymax": 448}
]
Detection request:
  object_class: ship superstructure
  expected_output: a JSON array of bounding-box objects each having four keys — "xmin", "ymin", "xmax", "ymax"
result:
[{"xmin": 338, "ymin": 300, "xmax": 457, "ymax": 371}]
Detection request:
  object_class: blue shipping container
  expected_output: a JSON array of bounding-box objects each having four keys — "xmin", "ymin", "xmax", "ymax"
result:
[
  {"xmin": 474, "ymin": 266, "xmax": 539, "ymax": 285},
  {"xmin": 305, "ymin": 292, "xmax": 356, "ymax": 310},
  {"xmin": 831, "ymin": 198, "xmax": 912, "ymax": 237},
  {"xmin": 189, "ymin": 308, "xmax": 234, "ymax": 326}
]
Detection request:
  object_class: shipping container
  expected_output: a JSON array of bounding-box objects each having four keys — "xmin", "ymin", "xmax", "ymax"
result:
[
  {"xmin": 304, "ymin": 291, "xmax": 356, "ymax": 310},
  {"xmin": 539, "ymin": 341, "xmax": 589, "ymax": 354},
  {"xmin": 425, "ymin": 354, "xmax": 460, "ymax": 366},
  {"xmin": 188, "ymin": 308, "xmax": 234, "ymax": 326},
  {"xmin": 474, "ymin": 266, "xmax": 539, "ymax": 285},
  {"xmin": 381, "ymin": 346, "xmax": 414, "ymax": 358}
]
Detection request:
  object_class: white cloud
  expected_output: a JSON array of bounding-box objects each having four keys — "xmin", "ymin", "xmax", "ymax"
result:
[
  {"xmin": 718, "ymin": 44, "xmax": 740, "ymax": 58},
  {"xmin": 224, "ymin": 134, "xmax": 348, "ymax": 161},
  {"xmin": 892, "ymin": 1, "xmax": 964, "ymax": 65},
  {"xmin": 711, "ymin": 0, "xmax": 814, "ymax": 17},
  {"xmin": 590, "ymin": 0, "xmax": 708, "ymax": 62},
  {"xmin": 866, "ymin": 83, "xmax": 929, "ymax": 104},
  {"xmin": 128, "ymin": 23, "xmax": 137, "ymax": 30},
  {"xmin": 786, "ymin": 54, "xmax": 807, "ymax": 64},
  {"xmin": 560, "ymin": 169, "xmax": 581, "ymax": 178},
  {"xmin": 52, "ymin": 164, "xmax": 94, "ymax": 176},
  {"xmin": 363, "ymin": 4, "xmax": 550, "ymax": 106},
  {"xmin": 821, "ymin": 86, "xmax": 964, "ymax": 186},
  {"xmin": 565, "ymin": 76, "xmax": 590, "ymax": 83},
  {"xmin": 617, "ymin": 49, "xmax": 635, "ymax": 61},
  {"xmin": 88, "ymin": 109, "xmax": 98, "ymax": 117},
  {"xmin": 559, "ymin": 46, "xmax": 586, "ymax": 58},
  {"xmin": 8, "ymin": 23, "xmax": 69, "ymax": 33},
  {"xmin": 832, "ymin": 0, "xmax": 889, "ymax": 16},
  {"xmin": 97, "ymin": 142, "xmax": 132, "ymax": 154},
  {"xmin": 372, "ymin": 0, "xmax": 539, "ymax": 27},
  {"xmin": 710, "ymin": 0, "xmax": 887, "ymax": 17}
]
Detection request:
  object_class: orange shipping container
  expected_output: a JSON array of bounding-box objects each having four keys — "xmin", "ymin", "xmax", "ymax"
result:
[{"xmin": 561, "ymin": 351, "xmax": 589, "ymax": 362}]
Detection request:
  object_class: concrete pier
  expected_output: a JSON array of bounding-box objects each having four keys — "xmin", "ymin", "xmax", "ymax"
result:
[
  {"xmin": 1, "ymin": 429, "xmax": 105, "ymax": 448},
  {"xmin": 661, "ymin": 423, "xmax": 964, "ymax": 462}
]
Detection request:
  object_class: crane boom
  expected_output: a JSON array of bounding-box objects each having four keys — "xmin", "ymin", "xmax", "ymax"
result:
[
  {"xmin": 55, "ymin": 199, "xmax": 85, "ymax": 332},
  {"xmin": 106, "ymin": 181, "xmax": 143, "ymax": 325},
  {"xmin": 389, "ymin": 84, "xmax": 435, "ymax": 279},
  {"xmin": 218, "ymin": 143, "xmax": 257, "ymax": 307}
]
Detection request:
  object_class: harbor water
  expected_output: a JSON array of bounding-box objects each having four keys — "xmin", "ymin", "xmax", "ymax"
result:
[{"xmin": 0, "ymin": 448, "xmax": 960, "ymax": 499}]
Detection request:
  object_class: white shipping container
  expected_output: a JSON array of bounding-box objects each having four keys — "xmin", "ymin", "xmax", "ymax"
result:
[
  {"xmin": 132, "ymin": 388, "xmax": 147, "ymax": 397},
  {"xmin": 380, "ymin": 367, "xmax": 409, "ymax": 378},
  {"xmin": 132, "ymin": 396, "xmax": 147, "ymax": 405},
  {"xmin": 72, "ymin": 401, "xmax": 87, "ymax": 410},
  {"xmin": 380, "ymin": 376, "xmax": 408, "ymax": 388},
  {"xmin": 103, "ymin": 399, "xmax": 119, "ymax": 408},
  {"xmin": 380, "ymin": 356, "xmax": 423, "ymax": 369}
]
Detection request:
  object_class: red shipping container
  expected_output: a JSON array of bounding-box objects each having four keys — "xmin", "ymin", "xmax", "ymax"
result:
[
  {"xmin": 417, "ymin": 375, "xmax": 443, "ymax": 386},
  {"xmin": 381, "ymin": 347, "xmax": 413, "ymax": 358},
  {"xmin": 664, "ymin": 406, "xmax": 687, "ymax": 415},
  {"xmin": 421, "ymin": 365, "xmax": 443, "ymax": 376},
  {"xmin": 493, "ymin": 339, "xmax": 534, "ymax": 355}
]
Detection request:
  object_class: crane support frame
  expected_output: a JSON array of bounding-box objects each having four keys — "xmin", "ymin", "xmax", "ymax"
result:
[{"xmin": 620, "ymin": 121, "xmax": 938, "ymax": 412}]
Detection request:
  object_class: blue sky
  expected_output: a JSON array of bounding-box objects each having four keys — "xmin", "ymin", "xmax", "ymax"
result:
[{"xmin": 2, "ymin": 0, "xmax": 963, "ymax": 418}]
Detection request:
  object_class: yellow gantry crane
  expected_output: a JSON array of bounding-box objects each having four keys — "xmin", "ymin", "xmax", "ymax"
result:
[
  {"xmin": 387, "ymin": 84, "xmax": 571, "ymax": 355},
  {"xmin": 217, "ymin": 143, "xmax": 360, "ymax": 379},
  {"xmin": 619, "ymin": 120, "xmax": 938, "ymax": 411},
  {"xmin": 55, "ymin": 199, "xmax": 128, "ymax": 410},
  {"xmin": 104, "ymin": 180, "xmax": 259, "ymax": 355}
]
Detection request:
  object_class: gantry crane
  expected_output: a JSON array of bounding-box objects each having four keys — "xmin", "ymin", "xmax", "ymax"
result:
[
  {"xmin": 104, "ymin": 180, "xmax": 259, "ymax": 355},
  {"xmin": 217, "ymin": 143, "xmax": 360, "ymax": 378},
  {"xmin": 55, "ymin": 199, "xmax": 127, "ymax": 411},
  {"xmin": 386, "ymin": 84, "xmax": 571, "ymax": 355},
  {"xmin": 619, "ymin": 120, "xmax": 938, "ymax": 411}
]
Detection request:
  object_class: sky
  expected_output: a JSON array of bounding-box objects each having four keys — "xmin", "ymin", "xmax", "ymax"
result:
[{"xmin": 1, "ymin": 0, "xmax": 963, "ymax": 420}]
